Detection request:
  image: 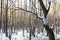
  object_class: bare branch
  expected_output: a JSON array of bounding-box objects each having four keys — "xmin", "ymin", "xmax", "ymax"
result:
[
  {"xmin": 10, "ymin": 7, "xmax": 36, "ymax": 15},
  {"xmin": 47, "ymin": 1, "xmax": 51, "ymax": 12},
  {"xmin": 14, "ymin": 7, "xmax": 38, "ymax": 17},
  {"xmin": 14, "ymin": 7, "xmax": 43, "ymax": 20}
]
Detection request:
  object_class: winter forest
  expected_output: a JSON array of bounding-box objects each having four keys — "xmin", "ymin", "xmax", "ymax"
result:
[{"xmin": 0, "ymin": 0, "xmax": 60, "ymax": 40}]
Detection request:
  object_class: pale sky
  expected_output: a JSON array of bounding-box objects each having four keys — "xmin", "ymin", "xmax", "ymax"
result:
[{"xmin": 57, "ymin": 0, "xmax": 60, "ymax": 3}]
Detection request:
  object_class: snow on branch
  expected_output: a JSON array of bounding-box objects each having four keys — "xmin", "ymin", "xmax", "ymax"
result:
[
  {"xmin": 37, "ymin": 14, "xmax": 48, "ymax": 25},
  {"xmin": 14, "ymin": 7, "xmax": 48, "ymax": 25}
]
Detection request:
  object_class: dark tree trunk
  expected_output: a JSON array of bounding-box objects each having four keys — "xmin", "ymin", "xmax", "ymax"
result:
[
  {"xmin": 27, "ymin": 28, "xmax": 29, "ymax": 33},
  {"xmin": 5, "ymin": 0, "xmax": 8, "ymax": 37},
  {"xmin": 1, "ymin": 0, "xmax": 2, "ymax": 30},
  {"xmin": 9, "ymin": 34, "xmax": 11, "ymax": 40},
  {"xmin": 23, "ymin": 28, "xmax": 24, "ymax": 36},
  {"xmin": 32, "ymin": 27, "xmax": 35, "ymax": 37},
  {"xmin": 43, "ymin": 24, "xmax": 55, "ymax": 40},
  {"xmin": 29, "ymin": 28, "xmax": 31, "ymax": 40}
]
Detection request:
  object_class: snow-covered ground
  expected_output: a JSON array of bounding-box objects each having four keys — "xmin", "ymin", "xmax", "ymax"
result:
[{"xmin": 0, "ymin": 29, "xmax": 60, "ymax": 40}]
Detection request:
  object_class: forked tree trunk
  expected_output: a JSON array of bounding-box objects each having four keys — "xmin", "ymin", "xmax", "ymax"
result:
[{"xmin": 38, "ymin": 0, "xmax": 55, "ymax": 40}]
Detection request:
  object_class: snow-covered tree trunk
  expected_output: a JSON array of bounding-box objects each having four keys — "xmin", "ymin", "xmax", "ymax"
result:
[{"xmin": 38, "ymin": 0, "xmax": 55, "ymax": 40}]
